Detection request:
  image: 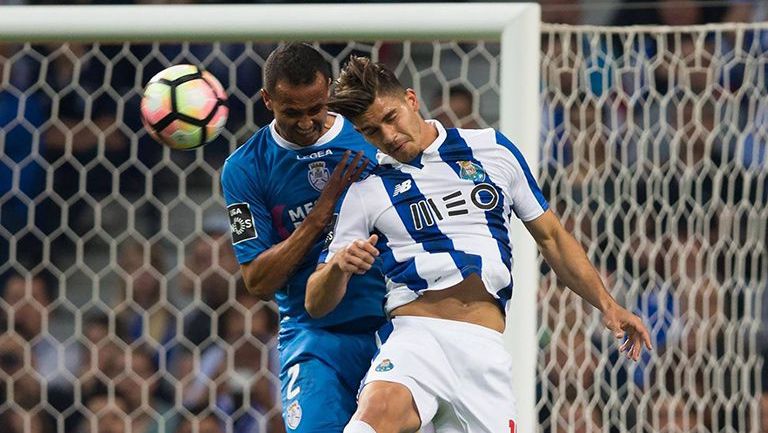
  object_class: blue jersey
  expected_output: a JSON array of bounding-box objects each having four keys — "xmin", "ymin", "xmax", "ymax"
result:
[{"xmin": 221, "ymin": 114, "xmax": 386, "ymax": 332}]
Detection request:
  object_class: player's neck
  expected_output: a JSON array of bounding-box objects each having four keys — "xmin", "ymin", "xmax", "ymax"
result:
[
  {"xmin": 418, "ymin": 119, "xmax": 439, "ymax": 151},
  {"xmin": 321, "ymin": 113, "xmax": 335, "ymax": 136}
]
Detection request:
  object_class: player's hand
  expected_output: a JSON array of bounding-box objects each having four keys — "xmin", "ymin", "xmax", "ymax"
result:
[
  {"xmin": 322, "ymin": 150, "xmax": 368, "ymax": 199},
  {"xmin": 307, "ymin": 150, "xmax": 368, "ymax": 227},
  {"xmin": 333, "ymin": 234, "xmax": 379, "ymax": 275},
  {"xmin": 602, "ymin": 304, "xmax": 653, "ymax": 362}
]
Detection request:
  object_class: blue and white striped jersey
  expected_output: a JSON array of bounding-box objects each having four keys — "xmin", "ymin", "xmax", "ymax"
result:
[{"xmin": 321, "ymin": 120, "xmax": 549, "ymax": 314}]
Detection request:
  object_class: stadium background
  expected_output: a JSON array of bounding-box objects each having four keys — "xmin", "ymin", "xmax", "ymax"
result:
[{"xmin": 0, "ymin": 0, "xmax": 766, "ymax": 432}]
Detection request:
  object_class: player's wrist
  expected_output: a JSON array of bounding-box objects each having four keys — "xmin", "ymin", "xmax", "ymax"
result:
[
  {"xmin": 303, "ymin": 209, "xmax": 332, "ymax": 232},
  {"xmin": 599, "ymin": 297, "xmax": 620, "ymax": 315},
  {"xmin": 329, "ymin": 255, "xmax": 351, "ymax": 276}
]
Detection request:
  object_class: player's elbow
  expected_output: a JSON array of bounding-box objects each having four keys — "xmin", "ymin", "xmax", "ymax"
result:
[
  {"xmin": 245, "ymin": 280, "xmax": 275, "ymax": 301},
  {"xmin": 241, "ymin": 263, "xmax": 275, "ymax": 301},
  {"xmin": 304, "ymin": 298, "xmax": 330, "ymax": 319}
]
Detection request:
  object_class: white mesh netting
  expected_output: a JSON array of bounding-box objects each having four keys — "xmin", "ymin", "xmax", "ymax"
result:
[
  {"xmin": 0, "ymin": 40, "xmax": 501, "ymax": 433},
  {"xmin": 0, "ymin": 24, "xmax": 765, "ymax": 433},
  {"xmin": 538, "ymin": 23, "xmax": 767, "ymax": 433}
]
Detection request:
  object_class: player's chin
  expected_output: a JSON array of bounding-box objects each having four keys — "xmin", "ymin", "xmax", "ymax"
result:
[{"xmin": 393, "ymin": 150, "xmax": 417, "ymax": 163}]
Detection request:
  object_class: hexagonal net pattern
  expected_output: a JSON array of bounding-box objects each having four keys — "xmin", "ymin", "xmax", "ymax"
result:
[
  {"xmin": 0, "ymin": 40, "xmax": 502, "ymax": 433},
  {"xmin": 538, "ymin": 24, "xmax": 767, "ymax": 433},
  {"xmin": 0, "ymin": 28, "xmax": 765, "ymax": 432}
]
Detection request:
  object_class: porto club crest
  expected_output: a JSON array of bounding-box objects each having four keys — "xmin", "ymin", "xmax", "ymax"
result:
[
  {"xmin": 457, "ymin": 160, "xmax": 486, "ymax": 182},
  {"xmin": 375, "ymin": 358, "xmax": 394, "ymax": 372},
  {"xmin": 307, "ymin": 161, "xmax": 330, "ymax": 192}
]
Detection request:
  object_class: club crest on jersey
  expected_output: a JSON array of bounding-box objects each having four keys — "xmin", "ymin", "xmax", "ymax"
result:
[
  {"xmin": 307, "ymin": 161, "xmax": 330, "ymax": 192},
  {"xmin": 457, "ymin": 160, "xmax": 486, "ymax": 182},
  {"xmin": 375, "ymin": 359, "xmax": 394, "ymax": 372},
  {"xmin": 286, "ymin": 400, "xmax": 302, "ymax": 429}
]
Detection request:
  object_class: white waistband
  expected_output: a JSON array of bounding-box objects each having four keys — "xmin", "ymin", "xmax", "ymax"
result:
[{"xmin": 391, "ymin": 315, "xmax": 503, "ymax": 342}]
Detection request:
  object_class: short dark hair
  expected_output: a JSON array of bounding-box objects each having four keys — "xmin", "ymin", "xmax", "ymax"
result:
[
  {"xmin": 262, "ymin": 42, "xmax": 331, "ymax": 93},
  {"xmin": 328, "ymin": 56, "xmax": 405, "ymax": 120}
]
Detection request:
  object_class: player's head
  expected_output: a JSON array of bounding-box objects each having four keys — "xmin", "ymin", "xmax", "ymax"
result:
[
  {"xmin": 261, "ymin": 43, "xmax": 332, "ymax": 146},
  {"xmin": 329, "ymin": 56, "xmax": 430, "ymax": 163}
]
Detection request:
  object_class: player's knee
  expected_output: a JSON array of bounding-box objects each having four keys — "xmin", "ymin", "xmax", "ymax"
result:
[{"xmin": 356, "ymin": 382, "xmax": 419, "ymax": 431}]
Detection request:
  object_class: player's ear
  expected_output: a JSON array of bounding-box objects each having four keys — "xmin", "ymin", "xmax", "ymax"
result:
[
  {"xmin": 405, "ymin": 88, "xmax": 419, "ymax": 112},
  {"xmin": 261, "ymin": 88, "xmax": 273, "ymax": 111}
]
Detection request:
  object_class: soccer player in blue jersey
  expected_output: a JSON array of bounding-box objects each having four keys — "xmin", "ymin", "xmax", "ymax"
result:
[
  {"xmin": 307, "ymin": 56, "xmax": 653, "ymax": 433},
  {"xmin": 220, "ymin": 45, "xmax": 387, "ymax": 432}
]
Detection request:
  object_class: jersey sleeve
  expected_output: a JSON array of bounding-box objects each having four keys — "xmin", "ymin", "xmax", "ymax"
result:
[
  {"xmin": 318, "ymin": 183, "xmax": 372, "ymax": 264},
  {"xmin": 220, "ymin": 158, "xmax": 275, "ymax": 264},
  {"xmin": 495, "ymin": 130, "xmax": 550, "ymax": 221}
]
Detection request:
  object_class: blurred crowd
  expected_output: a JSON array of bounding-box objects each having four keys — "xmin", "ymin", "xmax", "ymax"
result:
[
  {"xmin": 0, "ymin": 231, "xmax": 283, "ymax": 433},
  {"xmin": 0, "ymin": 1, "xmax": 766, "ymax": 433},
  {"xmin": 535, "ymin": 1, "xmax": 768, "ymax": 433}
]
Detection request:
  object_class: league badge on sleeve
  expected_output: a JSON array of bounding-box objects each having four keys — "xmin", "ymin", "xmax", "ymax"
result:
[
  {"xmin": 307, "ymin": 161, "xmax": 330, "ymax": 192},
  {"xmin": 322, "ymin": 213, "xmax": 338, "ymax": 250},
  {"xmin": 228, "ymin": 203, "xmax": 257, "ymax": 244}
]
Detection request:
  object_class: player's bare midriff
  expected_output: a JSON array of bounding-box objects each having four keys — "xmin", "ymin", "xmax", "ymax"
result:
[{"xmin": 390, "ymin": 273, "xmax": 506, "ymax": 333}]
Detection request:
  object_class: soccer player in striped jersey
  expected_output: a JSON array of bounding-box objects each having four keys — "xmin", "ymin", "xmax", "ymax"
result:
[
  {"xmin": 221, "ymin": 45, "xmax": 386, "ymax": 432},
  {"xmin": 307, "ymin": 56, "xmax": 652, "ymax": 433}
]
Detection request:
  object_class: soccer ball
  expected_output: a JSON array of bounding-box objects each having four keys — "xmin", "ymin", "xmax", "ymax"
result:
[{"xmin": 140, "ymin": 64, "xmax": 228, "ymax": 150}]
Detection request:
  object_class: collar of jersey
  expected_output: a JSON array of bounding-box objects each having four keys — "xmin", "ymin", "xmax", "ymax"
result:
[
  {"xmin": 269, "ymin": 112, "xmax": 345, "ymax": 151},
  {"xmin": 376, "ymin": 119, "xmax": 446, "ymax": 168}
]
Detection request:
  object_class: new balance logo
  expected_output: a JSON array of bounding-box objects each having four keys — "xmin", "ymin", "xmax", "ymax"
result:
[{"xmin": 393, "ymin": 180, "xmax": 412, "ymax": 197}]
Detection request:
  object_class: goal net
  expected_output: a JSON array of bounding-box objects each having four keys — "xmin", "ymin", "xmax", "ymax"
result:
[
  {"xmin": 538, "ymin": 23, "xmax": 767, "ymax": 433},
  {"xmin": 0, "ymin": 6, "xmax": 764, "ymax": 433}
]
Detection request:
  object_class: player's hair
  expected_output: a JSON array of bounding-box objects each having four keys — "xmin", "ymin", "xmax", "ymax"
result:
[
  {"xmin": 262, "ymin": 42, "xmax": 331, "ymax": 93},
  {"xmin": 329, "ymin": 56, "xmax": 405, "ymax": 120}
]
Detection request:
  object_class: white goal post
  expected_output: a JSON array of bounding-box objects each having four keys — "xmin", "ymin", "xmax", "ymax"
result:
[{"xmin": 0, "ymin": 3, "xmax": 542, "ymax": 433}]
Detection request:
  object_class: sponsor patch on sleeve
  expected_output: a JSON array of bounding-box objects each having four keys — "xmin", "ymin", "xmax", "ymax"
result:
[
  {"xmin": 321, "ymin": 213, "xmax": 338, "ymax": 251},
  {"xmin": 227, "ymin": 203, "xmax": 257, "ymax": 244}
]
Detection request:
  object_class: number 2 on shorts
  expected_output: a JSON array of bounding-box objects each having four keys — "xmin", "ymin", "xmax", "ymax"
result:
[{"xmin": 286, "ymin": 363, "xmax": 301, "ymax": 400}]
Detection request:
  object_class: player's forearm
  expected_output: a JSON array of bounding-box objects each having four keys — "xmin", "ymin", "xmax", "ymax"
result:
[
  {"xmin": 539, "ymin": 229, "xmax": 616, "ymax": 313},
  {"xmin": 305, "ymin": 262, "xmax": 351, "ymax": 318},
  {"xmin": 242, "ymin": 217, "xmax": 328, "ymax": 299}
]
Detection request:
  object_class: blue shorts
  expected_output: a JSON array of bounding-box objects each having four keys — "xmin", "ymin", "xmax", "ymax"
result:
[{"xmin": 278, "ymin": 326, "xmax": 379, "ymax": 432}]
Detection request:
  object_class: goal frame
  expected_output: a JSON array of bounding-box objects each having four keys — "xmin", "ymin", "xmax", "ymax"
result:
[{"xmin": 0, "ymin": 4, "xmax": 542, "ymax": 431}]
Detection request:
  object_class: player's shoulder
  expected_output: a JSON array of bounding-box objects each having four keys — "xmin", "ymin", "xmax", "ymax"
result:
[
  {"xmin": 450, "ymin": 126, "xmax": 501, "ymax": 146},
  {"xmin": 221, "ymin": 125, "xmax": 274, "ymax": 185},
  {"xmin": 452, "ymin": 126, "xmax": 522, "ymax": 156},
  {"xmin": 340, "ymin": 163, "xmax": 394, "ymax": 199},
  {"xmin": 366, "ymin": 163, "xmax": 406, "ymax": 182},
  {"xmin": 224, "ymin": 125, "xmax": 270, "ymax": 166},
  {"xmin": 328, "ymin": 113, "xmax": 372, "ymax": 148}
]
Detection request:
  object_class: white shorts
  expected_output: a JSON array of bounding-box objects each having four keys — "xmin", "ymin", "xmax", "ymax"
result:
[{"xmin": 362, "ymin": 316, "xmax": 518, "ymax": 433}]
